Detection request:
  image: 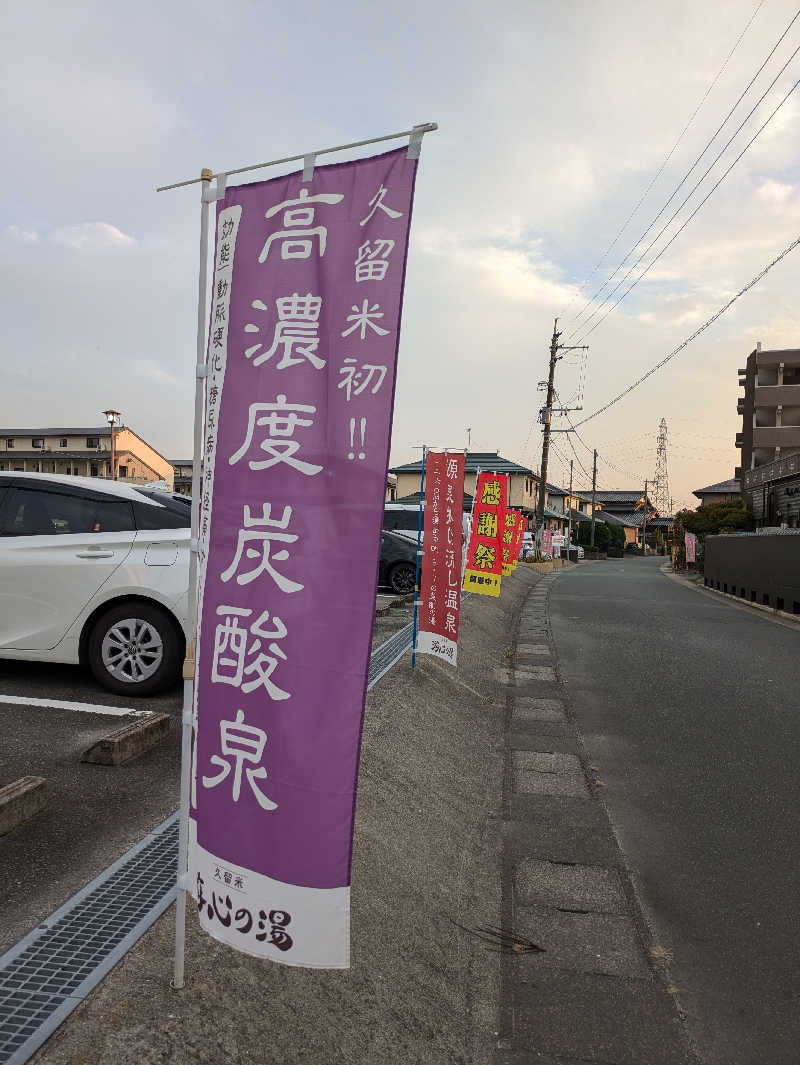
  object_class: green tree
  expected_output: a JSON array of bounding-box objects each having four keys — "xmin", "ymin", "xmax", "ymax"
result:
[
  {"xmin": 575, "ymin": 520, "xmax": 624, "ymax": 552},
  {"xmin": 675, "ymin": 500, "xmax": 754, "ymax": 542}
]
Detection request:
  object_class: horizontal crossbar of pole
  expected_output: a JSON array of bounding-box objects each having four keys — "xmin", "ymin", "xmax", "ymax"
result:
[{"xmin": 157, "ymin": 123, "xmax": 438, "ymax": 192}]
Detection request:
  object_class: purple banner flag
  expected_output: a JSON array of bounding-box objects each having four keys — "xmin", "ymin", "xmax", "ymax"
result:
[{"xmin": 188, "ymin": 147, "xmax": 419, "ymax": 968}]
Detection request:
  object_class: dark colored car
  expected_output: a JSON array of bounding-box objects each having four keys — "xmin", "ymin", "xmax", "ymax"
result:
[{"xmin": 378, "ymin": 530, "xmax": 417, "ymax": 594}]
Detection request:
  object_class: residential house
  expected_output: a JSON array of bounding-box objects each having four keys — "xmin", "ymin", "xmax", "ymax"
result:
[
  {"xmin": 692, "ymin": 478, "xmax": 741, "ymax": 507},
  {"xmin": 389, "ymin": 452, "xmax": 540, "ymax": 520},
  {"xmin": 171, "ymin": 460, "xmax": 194, "ymax": 496},
  {"xmin": 571, "ymin": 489, "xmax": 669, "ymax": 548},
  {"xmin": 0, "ymin": 425, "xmax": 174, "ymax": 488}
]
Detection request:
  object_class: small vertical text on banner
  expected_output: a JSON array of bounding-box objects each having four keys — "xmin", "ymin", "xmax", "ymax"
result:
[{"xmin": 417, "ymin": 450, "xmax": 465, "ymax": 665}]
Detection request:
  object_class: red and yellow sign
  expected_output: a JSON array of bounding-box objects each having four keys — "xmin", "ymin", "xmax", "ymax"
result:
[
  {"xmin": 515, "ymin": 512, "xmax": 527, "ymax": 562},
  {"xmin": 501, "ymin": 509, "xmax": 519, "ymax": 576},
  {"xmin": 463, "ymin": 472, "xmax": 507, "ymax": 597}
]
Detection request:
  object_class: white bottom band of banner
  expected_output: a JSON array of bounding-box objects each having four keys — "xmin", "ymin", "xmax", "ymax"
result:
[
  {"xmin": 188, "ymin": 819, "xmax": 350, "ymax": 968},
  {"xmin": 415, "ymin": 629, "xmax": 458, "ymax": 666}
]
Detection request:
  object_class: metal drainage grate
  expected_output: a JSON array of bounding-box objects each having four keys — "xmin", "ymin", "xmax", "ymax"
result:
[
  {"xmin": 367, "ymin": 620, "xmax": 414, "ymax": 689},
  {"xmin": 0, "ymin": 814, "xmax": 178, "ymax": 1065}
]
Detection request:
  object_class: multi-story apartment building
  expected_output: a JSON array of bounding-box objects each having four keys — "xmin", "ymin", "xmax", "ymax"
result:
[
  {"xmin": 0, "ymin": 425, "xmax": 174, "ymax": 488},
  {"xmin": 736, "ymin": 343, "xmax": 800, "ymax": 473},
  {"xmin": 736, "ymin": 343, "xmax": 800, "ymax": 527}
]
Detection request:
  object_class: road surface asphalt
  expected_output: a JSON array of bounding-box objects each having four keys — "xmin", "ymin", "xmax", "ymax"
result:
[{"xmin": 550, "ymin": 557, "xmax": 800, "ymax": 1065}]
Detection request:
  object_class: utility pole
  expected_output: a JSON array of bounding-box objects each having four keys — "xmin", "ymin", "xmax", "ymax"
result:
[
  {"xmin": 642, "ymin": 479, "xmax": 648, "ymax": 553},
  {"xmin": 535, "ymin": 320, "xmax": 561, "ymax": 541},
  {"xmin": 535, "ymin": 318, "xmax": 589, "ymax": 546},
  {"xmin": 590, "ymin": 449, "xmax": 598, "ymax": 548},
  {"xmin": 567, "ymin": 460, "xmax": 573, "ymax": 552}
]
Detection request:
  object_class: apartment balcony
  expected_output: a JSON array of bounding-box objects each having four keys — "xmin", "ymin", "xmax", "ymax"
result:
[
  {"xmin": 751, "ymin": 426, "xmax": 800, "ymax": 449},
  {"xmin": 756, "ymin": 348, "xmax": 800, "ymax": 369},
  {"xmin": 754, "ymin": 384, "xmax": 800, "ymax": 406}
]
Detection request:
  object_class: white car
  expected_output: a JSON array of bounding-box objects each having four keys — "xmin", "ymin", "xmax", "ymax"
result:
[{"xmin": 0, "ymin": 472, "xmax": 190, "ymax": 696}]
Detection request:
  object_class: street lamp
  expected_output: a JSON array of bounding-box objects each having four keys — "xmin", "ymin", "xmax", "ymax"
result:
[{"xmin": 103, "ymin": 409, "xmax": 120, "ymax": 480}]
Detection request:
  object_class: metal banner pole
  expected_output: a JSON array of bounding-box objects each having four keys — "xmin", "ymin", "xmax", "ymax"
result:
[
  {"xmin": 173, "ymin": 167, "xmax": 213, "ymax": 990},
  {"xmin": 411, "ymin": 446, "xmax": 427, "ymax": 669}
]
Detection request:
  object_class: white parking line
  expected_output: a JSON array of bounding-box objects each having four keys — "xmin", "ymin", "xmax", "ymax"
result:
[{"xmin": 0, "ymin": 694, "xmax": 153, "ymax": 717}]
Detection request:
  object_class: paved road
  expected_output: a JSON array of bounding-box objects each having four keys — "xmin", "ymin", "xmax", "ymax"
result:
[{"xmin": 550, "ymin": 558, "xmax": 800, "ymax": 1065}]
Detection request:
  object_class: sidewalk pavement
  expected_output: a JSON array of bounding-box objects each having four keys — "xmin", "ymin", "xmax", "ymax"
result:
[{"xmin": 31, "ymin": 567, "xmax": 696, "ymax": 1064}]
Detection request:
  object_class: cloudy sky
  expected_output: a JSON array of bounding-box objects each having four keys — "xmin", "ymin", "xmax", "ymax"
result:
[{"xmin": 3, "ymin": 0, "xmax": 799, "ymax": 509}]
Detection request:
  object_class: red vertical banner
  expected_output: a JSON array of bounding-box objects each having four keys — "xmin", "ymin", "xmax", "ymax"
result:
[
  {"xmin": 501, "ymin": 509, "xmax": 518, "ymax": 576},
  {"xmin": 417, "ymin": 451, "xmax": 465, "ymax": 665},
  {"xmin": 513, "ymin": 512, "xmax": 526, "ymax": 564},
  {"xmin": 463, "ymin": 472, "xmax": 507, "ymax": 597}
]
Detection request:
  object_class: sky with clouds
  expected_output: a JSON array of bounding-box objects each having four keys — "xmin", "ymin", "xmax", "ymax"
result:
[{"xmin": 2, "ymin": 0, "xmax": 799, "ymax": 509}]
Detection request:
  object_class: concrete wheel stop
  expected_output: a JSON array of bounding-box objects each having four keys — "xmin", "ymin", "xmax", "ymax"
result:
[
  {"xmin": 0, "ymin": 775, "xmax": 47, "ymax": 836},
  {"xmin": 81, "ymin": 713, "xmax": 170, "ymax": 766}
]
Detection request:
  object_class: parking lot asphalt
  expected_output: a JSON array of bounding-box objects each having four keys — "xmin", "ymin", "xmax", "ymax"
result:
[{"xmin": 0, "ymin": 591, "xmax": 412, "ymax": 957}]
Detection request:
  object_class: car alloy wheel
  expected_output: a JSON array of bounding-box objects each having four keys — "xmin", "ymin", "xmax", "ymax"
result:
[
  {"xmin": 88, "ymin": 601, "xmax": 182, "ymax": 696},
  {"xmin": 101, "ymin": 617, "xmax": 164, "ymax": 683},
  {"xmin": 390, "ymin": 562, "xmax": 416, "ymax": 595}
]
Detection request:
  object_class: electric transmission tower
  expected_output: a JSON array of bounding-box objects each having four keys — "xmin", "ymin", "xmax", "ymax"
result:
[{"xmin": 652, "ymin": 418, "xmax": 670, "ymax": 515}]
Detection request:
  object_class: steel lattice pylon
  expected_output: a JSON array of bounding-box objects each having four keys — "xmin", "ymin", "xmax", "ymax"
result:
[{"xmin": 652, "ymin": 417, "xmax": 670, "ymax": 516}]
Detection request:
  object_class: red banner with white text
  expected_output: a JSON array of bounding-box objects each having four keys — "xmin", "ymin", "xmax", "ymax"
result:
[{"xmin": 417, "ymin": 450, "xmax": 465, "ymax": 664}]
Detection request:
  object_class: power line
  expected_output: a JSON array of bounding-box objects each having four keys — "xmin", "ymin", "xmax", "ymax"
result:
[
  {"xmin": 572, "ymin": 65, "xmax": 800, "ymax": 343},
  {"xmin": 566, "ymin": 417, "xmax": 648, "ymax": 485},
  {"xmin": 574, "ymin": 231, "xmax": 800, "ymax": 428},
  {"xmin": 558, "ymin": 0, "xmax": 766, "ymax": 323},
  {"xmin": 567, "ymin": 6, "xmax": 800, "ymax": 337}
]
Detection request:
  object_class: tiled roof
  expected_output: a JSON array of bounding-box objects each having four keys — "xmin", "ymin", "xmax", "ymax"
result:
[
  {"xmin": 394, "ymin": 492, "xmax": 474, "ymax": 508},
  {"xmin": 616, "ymin": 512, "xmax": 673, "ymax": 527},
  {"xmin": 389, "ymin": 451, "xmax": 534, "ymax": 476},
  {"xmin": 692, "ymin": 478, "xmax": 740, "ymax": 498},
  {"xmin": 574, "ymin": 490, "xmax": 644, "ymax": 503}
]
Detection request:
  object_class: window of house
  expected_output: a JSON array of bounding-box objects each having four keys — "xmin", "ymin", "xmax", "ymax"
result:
[
  {"xmin": 6, "ymin": 439, "xmax": 14, "ymax": 448},
  {"xmin": 31, "ymin": 438, "xmax": 44, "ymax": 448},
  {"xmin": 60, "ymin": 438, "xmax": 68, "ymax": 448},
  {"xmin": 86, "ymin": 437, "xmax": 99, "ymax": 448}
]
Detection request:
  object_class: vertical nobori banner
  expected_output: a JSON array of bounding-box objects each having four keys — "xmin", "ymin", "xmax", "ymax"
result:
[
  {"xmin": 512, "ymin": 512, "xmax": 526, "ymax": 565},
  {"xmin": 685, "ymin": 532, "xmax": 697, "ymax": 564},
  {"xmin": 189, "ymin": 147, "xmax": 419, "ymax": 968},
  {"xmin": 417, "ymin": 450, "xmax": 465, "ymax": 665},
  {"xmin": 501, "ymin": 509, "xmax": 518, "ymax": 576},
  {"xmin": 462, "ymin": 472, "xmax": 507, "ymax": 597}
]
